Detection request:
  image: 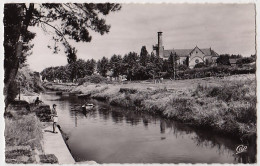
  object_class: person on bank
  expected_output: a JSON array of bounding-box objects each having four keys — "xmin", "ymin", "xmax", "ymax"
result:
[
  {"xmin": 51, "ymin": 104, "xmax": 58, "ymax": 133},
  {"xmin": 35, "ymin": 97, "xmax": 42, "ymax": 106}
]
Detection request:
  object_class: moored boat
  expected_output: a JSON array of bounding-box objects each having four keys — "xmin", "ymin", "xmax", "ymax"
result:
[{"xmin": 82, "ymin": 103, "xmax": 95, "ymax": 112}]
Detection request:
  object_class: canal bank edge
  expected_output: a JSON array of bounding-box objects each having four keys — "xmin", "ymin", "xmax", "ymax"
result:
[
  {"xmin": 42, "ymin": 74, "xmax": 256, "ymax": 144},
  {"xmin": 37, "ymin": 103, "xmax": 97, "ymax": 164},
  {"xmin": 26, "ymin": 95, "xmax": 76, "ymax": 163},
  {"xmin": 42, "ymin": 124, "xmax": 75, "ymax": 164},
  {"xmin": 8, "ymin": 96, "xmax": 97, "ymax": 164}
]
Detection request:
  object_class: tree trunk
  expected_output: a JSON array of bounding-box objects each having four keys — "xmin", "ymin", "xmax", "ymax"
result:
[{"xmin": 4, "ymin": 4, "xmax": 34, "ymax": 106}]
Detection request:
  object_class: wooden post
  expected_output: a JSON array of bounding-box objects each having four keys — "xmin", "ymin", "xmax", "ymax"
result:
[
  {"xmin": 173, "ymin": 61, "xmax": 176, "ymax": 80},
  {"xmin": 18, "ymin": 81, "xmax": 21, "ymax": 100}
]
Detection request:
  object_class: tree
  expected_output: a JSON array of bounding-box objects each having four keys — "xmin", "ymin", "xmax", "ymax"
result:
[
  {"xmin": 154, "ymin": 55, "xmax": 163, "ymax": 74},
  {"xmin": 89, "ymin": 59, "xmax": 97, "ymax": 75},
  {"xmin": 122, "ymin": 52, "xmax": 139, "ymax": 80},
  {"xmin": 168, "ymin": 52, "xmax": 180, "ymax": 79},
  {"xmin": 230, "ymin": 54, "xmax": 242, "ymax": 59},
  {"xmin": 97, "ymin": 57, "xmax": 110, "ymax": 77},
  {"xmin": 109, "ymin": 54, "xmax": 122, "ymax": 77},
  {"xmin": 162, "ymin": 59, "xmax": 169, "ymax": 72},
  {"xmin": 216, "ymin": 54, "xmax": 231, "ymax": 66},
  {"xmin": 236, "ymin": 57, "xmax": 255, "ymax": 67},
  {"xmin": 132, "ymin": 64, "xmax": 146, "ymax": 80},
  {"xmin": 40, "ymin": 58, "xmax": 96, "ymax": 82},
  {"xmin": 4, "ymin": 3, "xmax": 121, "ymax": 105},
  {"xmin": 150, "ymin": 52, "xmax": 156, "ymax": 63},
  {"xmin": 178, "ymin": 64, "xmax": 188, "ymax": 71},
  {"xmin": 146, "ymin": 52, "xmax": 164, "ymax": 82},
  {"xmin": 251, "ymin": 54, "xmax": 256, "ymax": 59},
  {"xmin": 140, "ymin": 46, "xmax": 149, "ymax": 66}
]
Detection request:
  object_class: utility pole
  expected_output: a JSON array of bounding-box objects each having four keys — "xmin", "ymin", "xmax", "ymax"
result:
[
  {"xmin": 18, "ymin": 81, "xmax": 21, "ymax": 100},
  {"xmin": 174, "ymin": 53, "xmax": 178, "ymax": 80},
  {"xmin": 173, "ymin": 53, "xmax": 176, "ymax": 80},
  {"xmin": 173, "ymin": 58, "xmax": 175, "ymax": 80}
]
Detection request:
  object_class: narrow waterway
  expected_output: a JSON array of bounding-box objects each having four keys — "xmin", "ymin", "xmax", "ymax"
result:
[{"xmin": 40, "ymin": 92, "xmax": 250, "ymax": 164}]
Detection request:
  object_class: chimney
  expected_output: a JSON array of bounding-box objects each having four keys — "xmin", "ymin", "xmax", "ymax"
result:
[{"xmin": 157, "ymin": 32, "xmax": 163, "ymax": 57}]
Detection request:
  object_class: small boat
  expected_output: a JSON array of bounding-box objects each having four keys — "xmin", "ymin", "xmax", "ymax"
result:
[
  {"xmin": 82, "ymin": 103, "xmax": 95, "ymax": 112},
  {"xmin": 82, "ymin": 103, "xmax": 94, "ymax": 109}
]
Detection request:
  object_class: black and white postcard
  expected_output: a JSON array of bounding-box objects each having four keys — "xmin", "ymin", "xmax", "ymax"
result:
[{"xmin": 1, "ymin": 0, "xmax": 258, "ymax": 164}]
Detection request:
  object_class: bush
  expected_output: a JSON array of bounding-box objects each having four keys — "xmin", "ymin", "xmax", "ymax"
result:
[
  {"xmin": 39, "ymin": 154, "xmax": 58, "ymax": 164},
  {"xmin": 178, "ymin": 64, "xmax": 189, "ymax": 71},
  {"xmin": 176, "ymin": 66, "xmax": 255, "ymax": 80},
  {"xmin": 78, "ymin": 75, "xmax": 106, "ymax": 85},
  {"xmin": 35, "ymin": 105, "xmax": 52, "ymax": 122},
  {"xmin": 236, "ymin": 57, "xmax": 255, "ymax": 66},
  {"xmin": 16, "ymin": 66, "xmax": 45, "ymax": 94},
  {"xmin": 5, "ymin": 114, "xmax": 43, "ymax": 151},
  {"xmin": 194, "ymin": 62, "xmax": 207, "ymax": 69},
  {"xmin": 119, "ymin": 88, "xmax": 137, "ymax": 94},
  {"xmin": 5, "ymin": 146, "xmax": 35, "ymax": 164}
]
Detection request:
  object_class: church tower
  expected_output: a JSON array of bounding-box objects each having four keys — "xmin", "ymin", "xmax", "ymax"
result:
[{"xmin": 153, "ymin": 32, "xmax": 164, "ymax": 57}]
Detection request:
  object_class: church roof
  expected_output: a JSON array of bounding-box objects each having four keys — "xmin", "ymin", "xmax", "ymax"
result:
[
  {"xmin": 163, "ymin": 47, "xmax": 219, "ymax": 59},
  {"xmin": 201, "ymin": 48, "xmax": 219, "ymax": 57},
  {"xmin": 200, "ymin": 48, "xmax": 211, "ymax": 55},
  {"xmin": 175, "ymin": 49, "xmax": 194, "ymax": 56},
  {"xmin": 163, "ymin": 50, "xmax": 174, "ymax": 58}
]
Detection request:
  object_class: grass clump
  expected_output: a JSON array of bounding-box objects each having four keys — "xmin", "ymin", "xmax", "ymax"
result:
[
  {"xmin": 4, "ymin": 112, "xmax": 43, "ymax": 164},
  {"xmin": 5, "ymin": 114, "xmax": 43, "ymax": 151},
  {"xmin": 179, "ymin": 79, "xmax": 256, "ymax": 137},
  {"xmin": 119, "ymin": 88, "xmax": 137, "ymax": 94},
  {"xmin": 5, "ymin": 145, "xmax": 35, "ymax": 164},
  {"xmin": 39, "ymin": 154, "xmax": 58, "ymax": 163}
]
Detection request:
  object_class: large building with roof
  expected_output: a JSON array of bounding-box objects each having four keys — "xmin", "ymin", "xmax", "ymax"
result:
[{"xmin": 153, "ymin": 32, "xmax": 219, "ymax": 68}]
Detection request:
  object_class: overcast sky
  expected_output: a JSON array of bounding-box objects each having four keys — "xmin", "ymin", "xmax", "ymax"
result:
[{"xmin": 27, "ymin": 3, "xmax": 256, "ymax": 72}]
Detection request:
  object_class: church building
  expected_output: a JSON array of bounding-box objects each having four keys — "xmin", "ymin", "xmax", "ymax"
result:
[{"xmin": 153, "ymin": 32, "xmax": 219, "ymax": 68}]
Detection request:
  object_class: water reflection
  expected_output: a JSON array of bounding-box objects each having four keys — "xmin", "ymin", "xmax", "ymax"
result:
[
  {"xmin": 235, "ymin": 150, "xmax": 256, "ymax": 163},
  {"xmin": 98, "ymin": 107, "xmax": 110, "ymax": 120},
  {"xmin": 74, "ymin": 111, "xmax": 77, "ymax": 127},
  {"xmin": 40, "ymin": 92, "xmax": 256, "ymax": 163},
  {"xmin": 160, "ymin": 120, "xmax": 166, "ymax": 134}
]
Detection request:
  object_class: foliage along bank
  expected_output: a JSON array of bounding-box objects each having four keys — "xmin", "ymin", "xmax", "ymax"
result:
[
  {"xmin": 40, "ymin": 44, "xmax": 256, "ymax": 84},
  {"xmin": 67, "ymin": 75, "xmax": 256, "ymax": 142}
]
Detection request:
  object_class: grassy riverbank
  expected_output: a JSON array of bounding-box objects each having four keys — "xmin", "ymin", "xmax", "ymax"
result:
[
  {"xmin": 46, "ymin": 74, "xmax": 256, "ymax": 140},
  {"xmin": 4, "ymin": 101, "xmax": 61, "ymax": 164},
  {"xmin": 4, "ymin": 102, "xmax": 43, "ymax": 163}
]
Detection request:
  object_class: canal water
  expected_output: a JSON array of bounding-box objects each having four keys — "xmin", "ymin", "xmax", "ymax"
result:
[{"xmin": 40, "ymin": 92, "xmax": 250, "ymax": 164}]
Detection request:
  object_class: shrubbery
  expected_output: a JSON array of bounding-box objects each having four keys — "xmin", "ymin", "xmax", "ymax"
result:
[
  {"xmin": 119, "ymin": 88, "xmax": 137, "ymax": 94},
  {"xmin": 194, "ymin": 62, "xmax": 207, "ymax": 69},
  {"xmin": 177, "ymin": 65, "xmax": 255, "ymax": 80},
  {"xmin": 16, "ymin": 67, "xmax": 45, "ymax": 94},
  {"xmin": 77, "ymin": 75, "xmax": 107, "ymax": 85},
  {"xmin": 178, "ymin": 64, "xmax": 189, "ymax": 71},
  {"xmin": 236, "ymin": 57, "xmax": 255, "ymax": 67}
]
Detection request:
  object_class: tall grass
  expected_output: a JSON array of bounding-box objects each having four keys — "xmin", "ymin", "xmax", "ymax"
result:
[
  {"xmin": 5, "ymin": 114, "xmax": 43, "ymax": 151},
  {"xmin": 169, "ymin": 78, "xmax": 257, "ymax": 137},
  {"xmin": 107, "ymin": 75, "xmax": 256, "ymax": 138}
]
